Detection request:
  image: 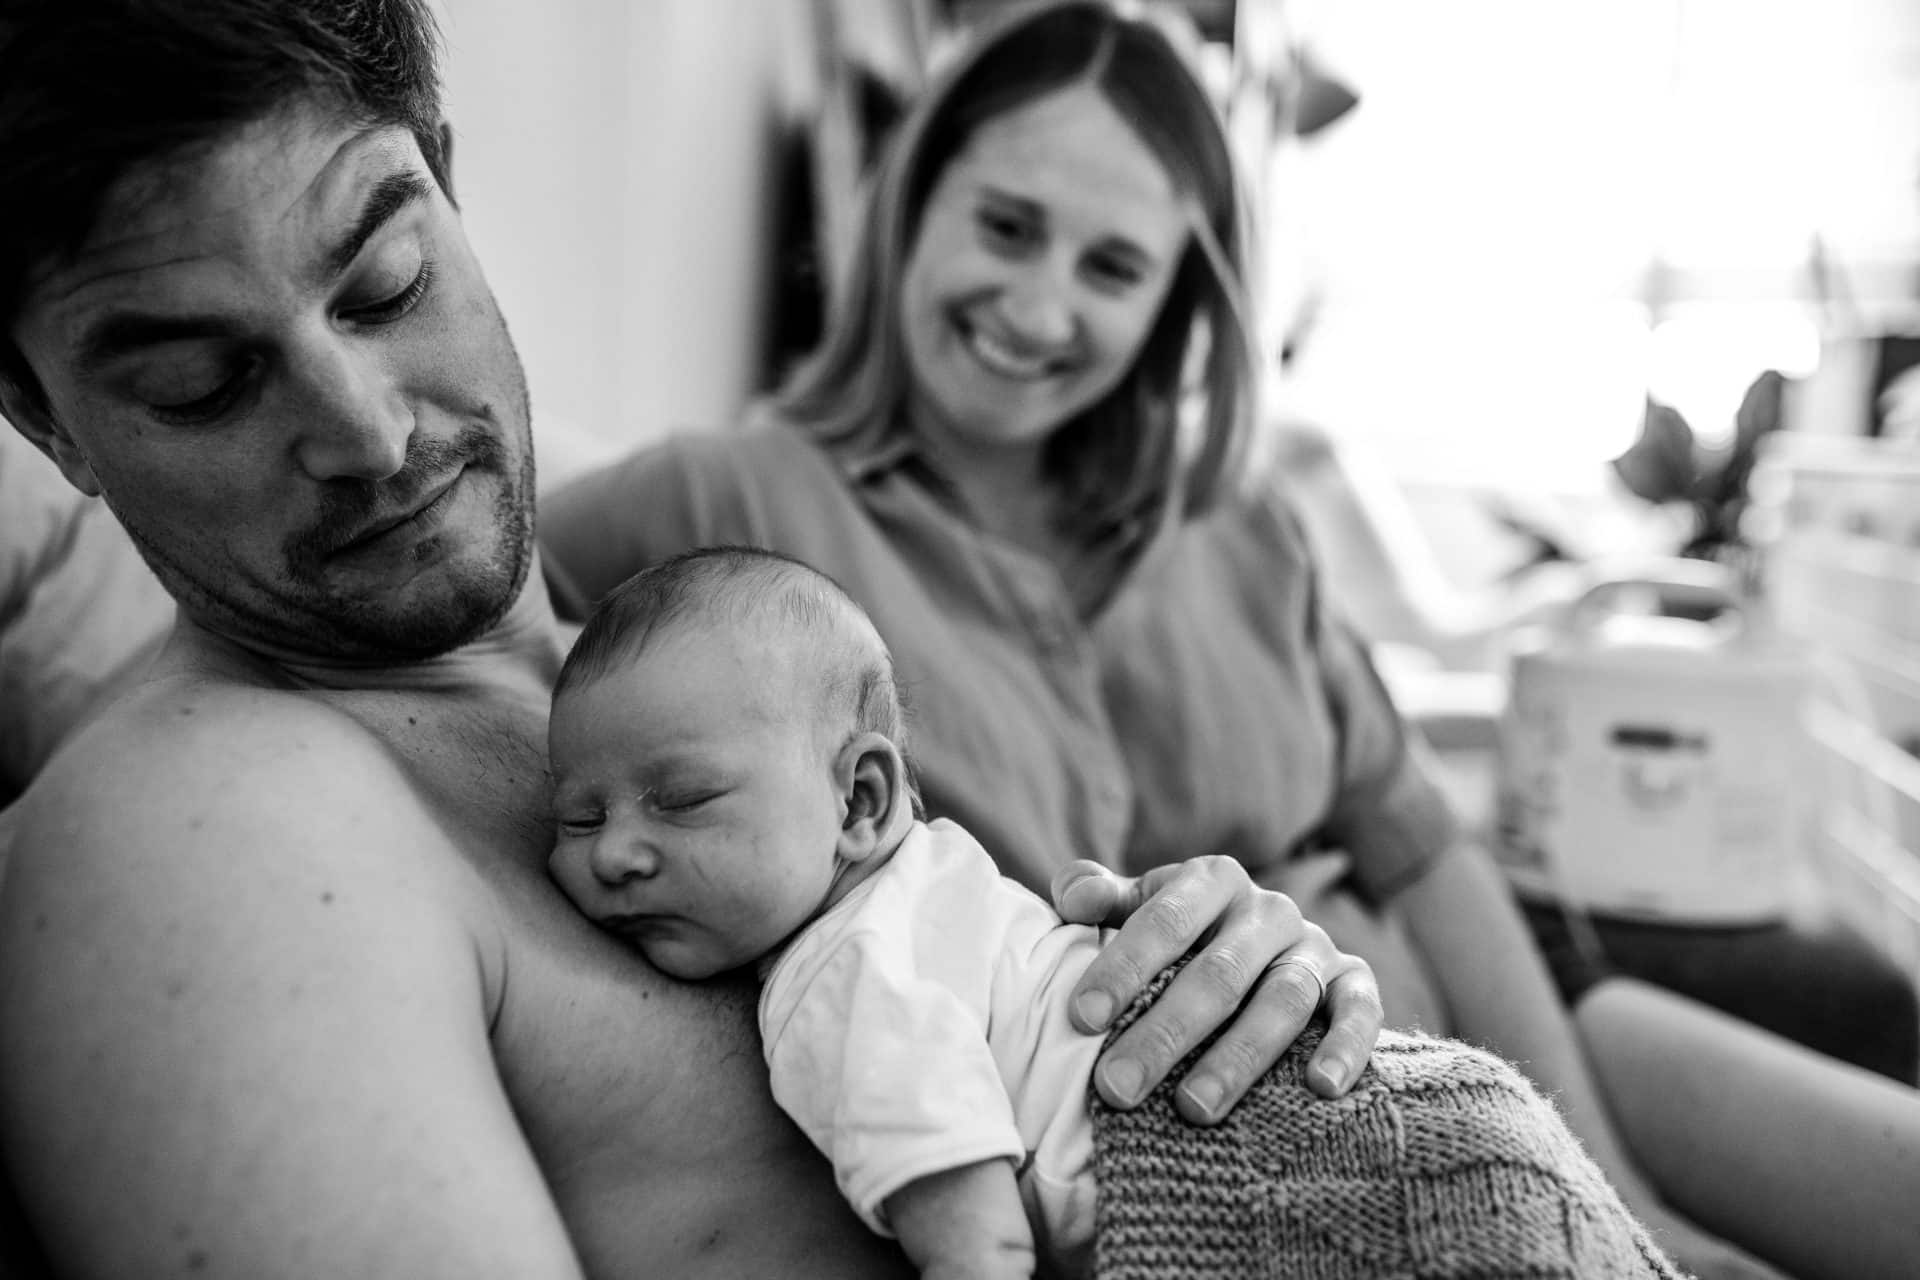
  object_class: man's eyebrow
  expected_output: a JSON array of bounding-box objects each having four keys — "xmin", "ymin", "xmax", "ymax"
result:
[
  {"xmin": 323, "ymin": 169, "xmax": 433, "ymax": 280},
  {"xmin": 74, "ymin": 314, "xmax": 234, "ymax": 376},
  {"xmin": 71, "ymin": 170, "xmax": 435, "ymax": 374}
]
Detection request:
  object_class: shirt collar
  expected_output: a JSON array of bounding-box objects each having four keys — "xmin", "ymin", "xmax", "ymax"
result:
[
  {"xmin": 818, "ymin": 418, "xmax": 1171, "ymax": 614},
  {"xmin": 826, "ymin": 428, "xmax": 920, "ymax": 486}
]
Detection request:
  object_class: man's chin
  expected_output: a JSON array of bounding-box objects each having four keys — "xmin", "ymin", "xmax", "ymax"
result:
[
  {"xmin": 343, "ymin": 568, "xmax": 526, "ymax": 658},
  {"xmin": 305, "ymin": 507, "xmax": 534, "ymax": 659},
  {"xmin": 248, "ymin": 548, "xmax": 522, "ymax": 661}
]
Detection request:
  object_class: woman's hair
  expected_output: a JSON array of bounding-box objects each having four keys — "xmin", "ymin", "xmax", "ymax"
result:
[
  {"xmin": 769, "ymin": 0, "xmax": 1264, "ymax": 549},
  {"xmin": 0, "ymin": 0, "xmax": 448, "ymax": 409}
]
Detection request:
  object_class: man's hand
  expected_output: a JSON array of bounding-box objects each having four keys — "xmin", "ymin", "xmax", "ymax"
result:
[{"xmin": 1051, "ymin": 856, "xmax": 1381, "ymax": 1124}]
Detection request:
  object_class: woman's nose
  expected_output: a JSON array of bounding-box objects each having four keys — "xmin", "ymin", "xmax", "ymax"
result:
[
  {"xmin": 289, "ymin": 332, "xmax": 414, "ymax": 481},
  {"xmin": 587, "ymin": 827, "xmax": 661, "ymax": 886},
  {"xmin": 999, "ymin": 265, "xmax": 1078, "ymax": 348}
]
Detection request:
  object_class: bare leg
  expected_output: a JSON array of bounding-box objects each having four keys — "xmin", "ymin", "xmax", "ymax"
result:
[{"xmin": 1578, "ymin": 977, "xmax": 1920, "ymax": 1280}]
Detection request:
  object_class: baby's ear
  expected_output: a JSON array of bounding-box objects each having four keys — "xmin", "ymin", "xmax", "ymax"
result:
[{"xmin": 834, "ymin": 732, "xmax": 911, "ymax": 864}]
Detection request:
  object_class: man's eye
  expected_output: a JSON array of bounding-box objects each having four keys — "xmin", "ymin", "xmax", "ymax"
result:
[
  {"xmin": 344, "ymin": 258, "xmax": 435, "ymax": 325},
  {"xmin": 145, "ymin": 363, "xmax": 255, "ymax": 425}
]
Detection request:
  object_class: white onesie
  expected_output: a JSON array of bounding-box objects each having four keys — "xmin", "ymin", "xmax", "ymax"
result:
[{"xmin": 759, "ymin": 818, "xmax": 1108, "ymax": 1276}]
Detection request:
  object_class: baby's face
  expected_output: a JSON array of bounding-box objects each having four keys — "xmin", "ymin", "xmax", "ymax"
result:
[{"xmin": 546, "ymin": 629, "xmax": 848, "ymax": 979}]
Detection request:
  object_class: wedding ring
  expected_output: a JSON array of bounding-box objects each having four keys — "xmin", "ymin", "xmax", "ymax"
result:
[{"xmin": 1270, "ymin": 954, "xmax": 1328, "ymax": 1008}]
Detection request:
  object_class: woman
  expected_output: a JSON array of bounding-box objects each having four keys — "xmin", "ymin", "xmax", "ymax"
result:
[{"xmin": 542, "ymin": 4, "xmax": 1918, "ymax": 1276}]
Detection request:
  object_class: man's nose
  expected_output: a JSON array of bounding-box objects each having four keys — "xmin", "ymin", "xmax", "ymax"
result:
[
  {"xmin": 587, "ymin": 827, "xmax": 662, "ymax": 886},
  {"xmin": 289, "ymin": 332, "xmax": 414, "ymax": 481}
]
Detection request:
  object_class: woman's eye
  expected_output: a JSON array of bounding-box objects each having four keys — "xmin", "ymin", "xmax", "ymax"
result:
[
  {"xmin": 977, "ymin": 209, "xmax": 1036, "ymax": 252},
  {"xmin": 345, "ymin": 258, "xmax": 435, "ymax": 325},
  {"xmin": 1085, "ymin": 253, "xmax": 1146, "ymax": 291}
]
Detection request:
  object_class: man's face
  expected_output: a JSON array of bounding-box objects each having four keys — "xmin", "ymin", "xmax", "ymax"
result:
[{"xmin": 5, "ymin": 101, "xmax": 536, "ymax": 661}]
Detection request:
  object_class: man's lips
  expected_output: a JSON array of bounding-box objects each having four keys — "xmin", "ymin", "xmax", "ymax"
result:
[{"xmin": 331, "ymin": 470, "xmax": 464, "ymax": 555}]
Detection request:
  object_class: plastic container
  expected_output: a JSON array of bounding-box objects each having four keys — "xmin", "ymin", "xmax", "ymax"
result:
[{"xmin": 1492, "ymin": 560, "xmax": 1811, "ymax": 923}]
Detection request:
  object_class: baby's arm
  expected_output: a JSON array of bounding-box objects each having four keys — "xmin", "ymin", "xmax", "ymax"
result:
[
  {"xmin": 886, "ymin": 1159, "xmax": 1036, "ymax": 1280},
  {"xmin": 761, "ymin": 908, "xmax": 1036, "ymax": 1275}
]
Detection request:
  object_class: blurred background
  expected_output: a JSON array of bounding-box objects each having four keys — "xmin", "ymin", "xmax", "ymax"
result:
[
  {"xmin": 436, "ymin": 0, "xmax": 1920, "ymax": 466},
  {"xmin": 430, "ymin": 0, "xmax": 1920, "ymax": 994},
  {"xmin": 6, "ymin": 0, "xmax": 1918, "ymax": 1009}
]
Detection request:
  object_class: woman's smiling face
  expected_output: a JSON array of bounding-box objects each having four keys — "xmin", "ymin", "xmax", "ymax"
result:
[{"xmin": 898, "ymin": 82, "xmax": 1190, "ymax": 465}]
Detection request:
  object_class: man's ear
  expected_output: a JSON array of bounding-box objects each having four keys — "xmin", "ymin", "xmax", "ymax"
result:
[
  {"xmin": 0, "ymin": 377, "xmax": 102, "ymax": 497},
  {"xmin": 834, "ymin": 731, "xmax": 912, "ymax": 865}
]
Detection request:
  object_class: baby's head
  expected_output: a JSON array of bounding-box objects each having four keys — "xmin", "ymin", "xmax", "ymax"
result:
[{"xmin": 546, "ymin": 546, "xmax": 918, "ymax": 979}]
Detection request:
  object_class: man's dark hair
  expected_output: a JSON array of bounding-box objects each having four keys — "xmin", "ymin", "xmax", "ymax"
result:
[{"xmin": 0, "ymin": 0, "xmax": 448, "ymax": 407}]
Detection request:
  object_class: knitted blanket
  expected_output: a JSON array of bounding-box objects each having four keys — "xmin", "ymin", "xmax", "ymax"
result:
[{"xmin": 1089, "ymin": 981, "xmax": 1685, "ymax": 1279}]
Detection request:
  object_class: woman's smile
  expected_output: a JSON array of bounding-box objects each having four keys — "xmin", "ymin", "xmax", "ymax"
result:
[
  {"xmin": 899, "ymin": 83, "xmax": 1187, "ymax": 457},
  {"xmin": 954, "ymin": 305, "xmax": 1079, "ymax": 382}
]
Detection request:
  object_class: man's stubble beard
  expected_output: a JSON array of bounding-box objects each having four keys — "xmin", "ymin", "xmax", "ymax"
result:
[
  {"xmin": 107, "ymin": 365, "xmax": 540, "ymax": 666},
  {"xmin": 284, "ymin": 419, "xmax": 540, "ymax": 659}
]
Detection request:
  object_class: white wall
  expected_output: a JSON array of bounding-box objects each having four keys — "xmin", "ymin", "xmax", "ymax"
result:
[
  {"xmin": 1279, "ymin": 0, "xmax": 1920, "ymax": 488},
  {"xmin": 437, "ymin": 0, "xmax": 797, "ymax": 458}
]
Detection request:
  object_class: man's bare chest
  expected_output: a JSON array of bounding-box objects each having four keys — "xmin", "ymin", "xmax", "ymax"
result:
[
  {"xmin": 321, "ymin": 689, "xmax": 778, "ymax": 1153},
  {"xmin": 329, "ymin": 690, "xmax": 556, "ymax": 867}
]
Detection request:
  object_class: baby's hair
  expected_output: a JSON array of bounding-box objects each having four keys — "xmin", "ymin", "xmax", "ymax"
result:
[{"xmin": 556, "ymin": 545, "xmax": 915, "ymax": 769}]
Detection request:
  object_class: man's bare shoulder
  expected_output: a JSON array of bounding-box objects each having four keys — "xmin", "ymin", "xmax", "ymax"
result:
[
  {"xmin": 1, "ymin": 669, "xmax": 498, "ymax": 967},
  {"xmin": 0, "ymin": 669, "xmax": 584, "ymax": 1277},
  {"xmin": 13, "ymin": 670, "xmax": 435, "ymax": 859}
]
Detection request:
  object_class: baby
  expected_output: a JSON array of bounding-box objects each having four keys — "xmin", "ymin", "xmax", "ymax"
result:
[{"xmin": 545, "ymin": 546, "xmax": 1680, "ymax": 1280}]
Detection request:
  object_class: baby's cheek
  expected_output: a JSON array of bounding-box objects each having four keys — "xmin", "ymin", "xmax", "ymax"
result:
[{"xmin": 548, "ymin": 850, "xmax": 596, "ymax": 911}]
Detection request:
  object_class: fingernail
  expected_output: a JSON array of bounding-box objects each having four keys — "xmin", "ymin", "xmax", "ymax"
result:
[
  {"xmin": 1103, "ymin": 1060, "xmax": 1145, "ymax": 1105},
  {"xmin": 1075, "ymin": 990, "xmax": 1114, "ymax": 1031},
  {"xmin": 1181, "ymin": 1076, "xmax": 1223, "ymax": 1118},
  {"xmin": 1309, "ymin": 1057, "xmax": 1351, "ymax": 1096}
]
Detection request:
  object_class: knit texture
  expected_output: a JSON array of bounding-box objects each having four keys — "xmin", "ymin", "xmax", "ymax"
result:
[{"xmin": 1089, "ymin": 973, "xmax": 1686, "ymax": 1279}]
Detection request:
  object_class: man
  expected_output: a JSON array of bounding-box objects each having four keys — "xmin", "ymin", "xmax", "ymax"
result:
[{"xmin": 0, "ymin": 4, "xmax": 1378, "ymax": 1276}]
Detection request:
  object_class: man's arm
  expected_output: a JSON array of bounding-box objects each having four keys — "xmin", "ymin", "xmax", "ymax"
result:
[
  {"xmin": 0, "ymin": 696, "xmax": 583, "ymax": 1280},
  {"xmin": 885, "ymin": 1161, "xmax": 1034, "ymax": 1280}
]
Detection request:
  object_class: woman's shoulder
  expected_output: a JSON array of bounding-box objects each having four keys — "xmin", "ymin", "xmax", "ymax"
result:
[
  {"xmin": 622, "ymin": 416, "xmax": 814, "ymax": 469},
  {"xmin": 1116, "ymin": 469, "xmax": 1326, "ymax": 633},
  {"xmin": 539, "ymin": 418, "xmax": 875, "ymax": 606},
  {"xmin": 1184, "ymin": 465, "xmax": 1319, "ymax": 572},
  {"xmin": 556, "ymin": 419, "xmax": 844, "ymax": 515},
  {"xmin": 641, "ymin": 420, "xmax": 847, "ymax": 497}
]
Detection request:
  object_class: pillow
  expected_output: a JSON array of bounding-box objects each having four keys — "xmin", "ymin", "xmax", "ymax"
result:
[{"xmin": 1, "ymin": 428, "xmax": 172, "ymax": 804}]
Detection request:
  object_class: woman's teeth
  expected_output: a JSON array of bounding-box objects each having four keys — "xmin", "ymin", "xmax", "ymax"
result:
[{"xmin": 967, "ymin": 326, "xmax": 1057, "ymax": 380}]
